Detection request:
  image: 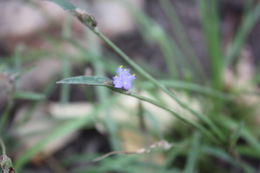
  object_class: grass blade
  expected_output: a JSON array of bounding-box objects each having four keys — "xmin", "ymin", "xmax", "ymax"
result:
[
  {"xmin": 225, "ymin": 4, "xmax": 260, "ymax": 65},
  {"xmin": 184, "ymin": 132, "xmax": 201, "ymax": 173},
  {"xmin": 198, "ymin": 0, "xmax": 223, "ymax": 88},
  {"xmin": 57, "ymin": 76, "xmax": 112, "ymax": 86}
]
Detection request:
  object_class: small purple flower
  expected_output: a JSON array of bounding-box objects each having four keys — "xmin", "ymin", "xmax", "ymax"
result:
[{"xmin": 112, "ymin": 66, "xmax": 136, "ymax": 90}]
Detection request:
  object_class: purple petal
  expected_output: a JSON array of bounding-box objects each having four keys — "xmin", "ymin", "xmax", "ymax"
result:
[
  {"xmin": 123, "ymin": 81, "xmax": 132, "ymax": 90},
  {"xmin": 128, "ymin": 75, "xmax": 136, "ymax": 81},
  {"xmin": 113, "ymin": 66, "xmax": 136, "ymax": 90},
  {"xmin": 116, "ymin": 67, "xmax": 124, "ymax": 74},
  {"xmin": 113, "ymin": 78, "xmax": 123, "ymax": 88}
]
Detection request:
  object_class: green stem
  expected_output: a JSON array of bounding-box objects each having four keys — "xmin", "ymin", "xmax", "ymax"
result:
[
  {"xmin": 198, "ymin": 0, "xmax": 223, "ymax": 89},
  {"xmin": 50, "ymin": 2, "xmax": 224, "ymax": 142},
  {"xmin": 91, "ymin": 28, "xmax": 224, "ymax": 142}
]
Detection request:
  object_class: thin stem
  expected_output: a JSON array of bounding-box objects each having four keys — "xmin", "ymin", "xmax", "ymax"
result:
[
  {"xmin": 53, "ymin": 5, "xmax": 225, "ymax": 142},
  {"xmin": 198, "ymin": 0, "xmax": 223, "ymax": 89},
  {"xmin": 92, "ymin": 28, "xmax": 224, "ymax": 142}
]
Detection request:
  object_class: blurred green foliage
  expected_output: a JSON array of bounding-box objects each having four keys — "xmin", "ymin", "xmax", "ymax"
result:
[{"xmin": 0, "ymin": 0, "xmax": 259, "ymax": 172}]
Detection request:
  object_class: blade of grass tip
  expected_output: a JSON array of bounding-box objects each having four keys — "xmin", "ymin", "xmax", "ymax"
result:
[
  {"xmin": 225, "ymin": 4, "xmax": 260, "ymax": 66},
  {"xmin": 198, "ymin": 0, "xmax": 223, "ymax": 89},
  {"xmin": 14, "ymin": 106, "xmax": 100, "ymax": 171},
  {"xmin": 159, "ymin": 0, "xmax": 205, "ymax": 80},
  {"xmin": 50, "ymin": 0, "xmax": 224, "ymax": 142},
  {"xmin": 86, "ymin": 28, "xmax": 120, "ymax": 150}
]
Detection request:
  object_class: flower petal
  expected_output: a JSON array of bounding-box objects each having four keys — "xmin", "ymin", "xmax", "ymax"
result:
[
  {"xmin": 123, "ymin": 81, "xmax": 132, "ymax": 90},
  {"xmin": 113, "ymin": 66, "xmax": 136, "ymax": 90}
]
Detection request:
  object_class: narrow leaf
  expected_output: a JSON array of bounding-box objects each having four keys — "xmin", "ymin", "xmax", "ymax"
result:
[{"xmin": 57, "ymin": 76, "xmax": 112, "ymax": 87}]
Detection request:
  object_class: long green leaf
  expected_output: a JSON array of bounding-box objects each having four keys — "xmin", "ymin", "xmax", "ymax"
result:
[
  {"xmin": 57, "ymin": 76, "xmax": 112, "ymax": 86},
  {"xmin": 198, "ymin": 0, "xmax": 222, "ymax": 88},
  {"xmin": 225, "ymin": 4, "xmax": 260, "ymax": 65}
]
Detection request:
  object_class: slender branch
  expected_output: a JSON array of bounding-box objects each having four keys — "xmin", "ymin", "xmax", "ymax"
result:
[
  {"xmin": 56, "ymin": 5, "xmax": 224, "ymax": 142},
  {"xmin": 90, "ymin": 26, "xmax": 224, "ymax": 142}
]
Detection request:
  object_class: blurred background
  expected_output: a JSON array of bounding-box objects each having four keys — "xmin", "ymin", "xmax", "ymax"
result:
[{"xmin": 0, "ymin": 0, "xmax": 260, "ymax": 172}]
